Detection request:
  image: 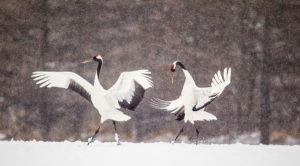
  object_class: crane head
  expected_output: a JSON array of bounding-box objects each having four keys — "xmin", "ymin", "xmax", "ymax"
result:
[
  {"xmin": 93, "ymin": 54, "xmax": 103, "ymax": 61},
  {"xmin": 170, "ymin": 61, "xmax": 178, "ymax": 84},
  {"xmin": 170, "ymin": 61, "xmax": 177, "ymax": 72},
  {"xmin": 170, "ymin": 61, "xmax": 186, "ymax": 84},
  {"xmin": 82, "ymin": 54, "xmax": 103, "ymax": 63}
]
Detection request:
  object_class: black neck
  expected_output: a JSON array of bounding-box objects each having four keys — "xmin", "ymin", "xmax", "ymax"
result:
[
  {"xmin": 176, "ymin": 61, "xmax": 186, "ymax": 70},
  {"xmin": 97, "ymin": 60, "xmax": 102, "ymax": 80}
]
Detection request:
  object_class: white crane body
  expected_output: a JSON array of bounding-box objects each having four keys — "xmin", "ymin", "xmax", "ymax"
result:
[
  {"xmin": 32, "ymin": 54, "xmax": 152, "ymax": 145},
  {"xmin": 151, "ymin": 60, "xmax": 231, "ymax": 143}
]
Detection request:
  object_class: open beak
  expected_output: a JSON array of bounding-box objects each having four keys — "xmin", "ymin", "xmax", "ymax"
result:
[
  {"xmin": 81, "ymin": 58, "xmax": 93, "ymax": 64},
  {"xmin": 171, "ymin": 73, "xmax": 175, "ymax": 84}
]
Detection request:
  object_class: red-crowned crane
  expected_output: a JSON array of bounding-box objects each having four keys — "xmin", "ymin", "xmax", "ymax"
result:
[
  {"xmin": 151, "ymin": 61, "xmax": 231, "ymax": 144},
  {"xmin": 32, "ymin": 54, "xmax": 153, "ymax": 145}
]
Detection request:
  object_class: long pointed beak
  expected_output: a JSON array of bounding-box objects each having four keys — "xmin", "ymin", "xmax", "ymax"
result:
[
  {"xmin": 81, "ymin": 58, "xmax": 93, "ymax": 64},
  {"xmin": 171, "ymin": 73, "xmax": 175, "ymax": 84}
]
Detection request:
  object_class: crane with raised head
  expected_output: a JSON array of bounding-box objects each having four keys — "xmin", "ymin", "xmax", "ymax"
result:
[
  {"xmin": 151, "ymin": 61, "xmax": 231, "ymax": 144},
  {"xmin": 32, "ymin": 54, "xmax": 153, "ymax": 145}
]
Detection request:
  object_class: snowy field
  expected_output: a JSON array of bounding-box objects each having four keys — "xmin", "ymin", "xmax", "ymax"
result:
[{"xmin": 0, "ymin": 141, "xmax": 299, "ymax": 166}]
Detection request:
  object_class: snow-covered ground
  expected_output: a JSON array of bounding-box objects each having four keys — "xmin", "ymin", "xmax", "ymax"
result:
[{"xmin": 0, "ymin": 141, "xmax": 299, "ymax": 166}]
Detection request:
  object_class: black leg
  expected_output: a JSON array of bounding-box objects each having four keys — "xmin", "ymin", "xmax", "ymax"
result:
[
  {"xmin": 172, "ymin": 125, "xmax": 185, "ymax": 144},
  {"xmin": 113, "ymin": 121, "xmax": 117, "ymax": 131},
  {"xmin": 194, "ymin": 125, "xmax": 200, "ymax": 145},
  {"xmin": 113, "ymin": 121, "xmax": 120, "ymax": 145},
  {"xmin": 87, "ymin": 125, "xmax": 101, "ymax": 145}
]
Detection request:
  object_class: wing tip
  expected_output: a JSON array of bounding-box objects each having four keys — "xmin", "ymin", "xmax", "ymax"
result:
[
  {"xmin": 149, "ymin": 98, "xmax": 170, "ymax": 110},
  {"xmin": 211, "ymin": 67, "xmax": 232, "ymax": 87}
]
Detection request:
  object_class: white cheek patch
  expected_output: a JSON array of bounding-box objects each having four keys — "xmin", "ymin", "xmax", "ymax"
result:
[{"xmin": 96, "ymin": 55, "xmax": 103, "ymax": 61}]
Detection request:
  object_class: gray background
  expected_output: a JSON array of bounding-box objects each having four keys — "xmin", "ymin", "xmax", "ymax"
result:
[{"xmin": 0, "ymin": 0, "xmax": 299, "ymax": 144}]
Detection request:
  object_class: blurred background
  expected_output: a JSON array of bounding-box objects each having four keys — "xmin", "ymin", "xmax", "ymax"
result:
[{"xmin": 0, "ymin": 0, "xmax": 299, "ymax": 145}]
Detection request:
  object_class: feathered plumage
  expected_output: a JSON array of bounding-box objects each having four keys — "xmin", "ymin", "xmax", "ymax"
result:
[
  {"xmin": 32, "ymin": 54, "xmax": 153, "ymax": 145},
  {"xmin": 150, "ymin": 60, "xmax": 231, "ymax": 144},
  {"xmin": 151, "ymin": 67, "xmax": 231, "ymax": 123}
]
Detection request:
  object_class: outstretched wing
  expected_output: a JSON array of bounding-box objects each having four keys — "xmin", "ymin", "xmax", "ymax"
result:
[
  {"xmin": 107, "ymin": 69, "xmax": 153, "ymax": 111},
  {"xmin": 193, "ymin": 67, "xmax": 231, "ymax": 111},
  {"xmin": 150, "ymin": 97, "xmax": 185, "ymax": 121},
  {"xmin": 32, "ymin": 71, "xmax": 93, "ymax": 103}
]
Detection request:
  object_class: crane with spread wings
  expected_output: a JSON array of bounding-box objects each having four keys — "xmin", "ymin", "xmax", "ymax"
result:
[{"xmin": 32, "ymin": 54, "xmax": 153, "ymax": 145}]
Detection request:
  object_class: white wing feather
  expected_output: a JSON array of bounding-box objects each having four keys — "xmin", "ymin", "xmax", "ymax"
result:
[
  {"xmin": 194, "ymin": 67, "xmax": 231, "ymax": 110},
  {"xmin": 108, "ymin": 69, "xmax": 153, "ymax": 105},
  {"xmin": 32, "ymin": 71, "xmax": 93, "ymax": 96},
  {"xmin": 150, "ymin": 97, "xmax": 184, "ymax": 114}
]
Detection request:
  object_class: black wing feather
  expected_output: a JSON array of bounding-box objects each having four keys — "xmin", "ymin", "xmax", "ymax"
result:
[
  {"xmin": 68, "ymin": 79, "xmax": 91, "ymax": 103},
  {"xmin": 174, "ymin": 106, "xmax": 185, "ymax": 121},
  {"xmin": 118, "ymin": 81, "xmax": 145, "ymax": 111},
  {"xmin": 192, "ymin": 97, "xmax": 216, "ymax": 111}
]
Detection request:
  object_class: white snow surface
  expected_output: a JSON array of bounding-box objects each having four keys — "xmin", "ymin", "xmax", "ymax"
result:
[{"xmin": 0, "ymin": 141, "xmax": 299, "ymax": 166}]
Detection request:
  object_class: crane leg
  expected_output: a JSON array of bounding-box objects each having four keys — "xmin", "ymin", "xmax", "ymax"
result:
[
  {"xmin": 87, "ymin": 125, "xmax": 101, "ymax": 145},
  {"xmin": 194, "ymin": 125, "xmax": 200, "ymax": 145},
  {"xmin": 113, "ymin": 121, "xmax": 120, "ymax": 145},
  {"xmin": 172, "ymin": 125, "xmax": 184, "ymax": 144}
]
